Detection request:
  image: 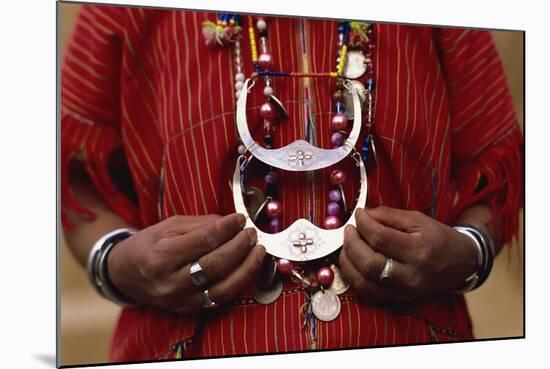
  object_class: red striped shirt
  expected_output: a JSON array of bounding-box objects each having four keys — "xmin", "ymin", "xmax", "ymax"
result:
[{"xmin": 61, "ymin": 5, "xmax": 523, "ymax": 362}]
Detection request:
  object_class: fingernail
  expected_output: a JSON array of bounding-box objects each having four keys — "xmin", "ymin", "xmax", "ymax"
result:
[
  {"xmin": 344, "ymin": 225, "xmax": 352, "ymax": 237},
  {"xmin": 246, "ymin": 227, "xmax": 257, "ymax": 246},
  {"xmin": 236, "ymin": 213, "xmax": 246, "ymax": 227}
]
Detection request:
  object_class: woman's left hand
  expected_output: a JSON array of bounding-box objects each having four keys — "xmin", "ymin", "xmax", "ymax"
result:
[{"xmin": 339, "ymin": 206, "xmax": 479, "ymax": 304}]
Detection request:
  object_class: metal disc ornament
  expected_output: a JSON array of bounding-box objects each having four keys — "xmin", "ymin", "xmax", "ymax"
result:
[
  {"xmin": 253, "ymin": 278, "xmax": 283, "ymax": 305},
  {"xmin": 343, "ymin": 50, "xmax": 368, "ymax": 79},
  {"xmin": 343, "ymin": 80, "xmax": 367, "ymax": 120},
  {"xmin": 311, "ymin": 290, "xmax": 341, "ymax": 322},
  {"xmin": 327, "ymin": 264, "xmax": 350, "ymax": 295}
]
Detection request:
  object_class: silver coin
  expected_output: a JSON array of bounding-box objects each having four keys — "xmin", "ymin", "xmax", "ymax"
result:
[
  {"xmin": 327, "ymin": 264, "xmax": 350, "ymax": 295},
  {"xmin": 343, "ymin": 50, "xmax": 368, "ymax": 79},
  {"xmin": 253, "ymin": 278, "xmax": 283, "ymax": 304},
  {"xmin": 312, "ymin": 290, "xmax": 341, "ymax": 322},
  {"xmin": 343, "ymin": 80, "xmax": 367, "ymax": 120},
  {"xmin": 257, "ymin": 256, "xmax": 277, "ymax": 289}
]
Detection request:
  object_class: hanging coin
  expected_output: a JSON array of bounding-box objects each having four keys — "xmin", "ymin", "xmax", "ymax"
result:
[
  {"xmin": 343, "ymin": 80, "xmax": 367, "ymax": 120},
  {"xmin": 253, "ymin": 278, "xmax": 283, "ymax": 305},
  {"xmin": 257, "ymin": 255, "xmax": 277, "ymax": 289},
  {"xmin": 244, "ymin": 186, "xmax": 266, "ymax": 222},
  {"xmin": 343, "ymin": 50, "xmax": 368, "ymax": 79},
  {"xmin": 311, "ymin": 289, "xmax": 341, "ymax": 322},
  {"xmin": 327, "ymin": 264, "xmax": 350, "ymax": 295},
  {"xmin": 268, "ymin": 94, "xmax": 289, "ymax": 121}
]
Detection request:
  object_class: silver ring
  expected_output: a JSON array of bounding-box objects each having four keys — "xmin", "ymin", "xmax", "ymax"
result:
[
  {"xmin": 202, "ymin": 289, "xmax": 218, "ymax": 309},
  {"xmin": 378, "ymin": 257, "xmax": 395, "ymax": 284},
  {"xmin": 190, "ymin": 260, "xmax": 208, "ymax": 287}
]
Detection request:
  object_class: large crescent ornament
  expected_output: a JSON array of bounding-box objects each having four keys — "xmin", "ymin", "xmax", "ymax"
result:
[
  {"xmin": 232, "ymin": 155, "xmax": 368, "ymax": 262},
  {"xmin": 237, "ymin": 78, "xmax": 363, "ymax": 171}
]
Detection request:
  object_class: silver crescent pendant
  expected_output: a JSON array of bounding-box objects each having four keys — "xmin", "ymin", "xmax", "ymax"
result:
[
  {"xmin": 232, "ymin": 155, "xmax": 368, "ymax": 262},
  {"xmin": 237, "ymin": 78, "xmax": 363, "ymax": 171}
]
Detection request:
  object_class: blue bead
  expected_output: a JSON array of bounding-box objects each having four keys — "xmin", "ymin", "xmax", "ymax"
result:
[
  {"xmin": 362, "ymin": 136, "xmax": 371, "ymax": 164},
  {"xmin": 334, "ymin": 101, "xmax": 346, "ymax": 114},
  {"xmin": 367, "ymin": 78, "xmax": 375, "ymax": 92}
]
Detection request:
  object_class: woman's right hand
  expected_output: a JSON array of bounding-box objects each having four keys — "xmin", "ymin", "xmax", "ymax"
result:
[{"xmin": 107, "ymin": 213, "xmax": 265, "ymax": 313}]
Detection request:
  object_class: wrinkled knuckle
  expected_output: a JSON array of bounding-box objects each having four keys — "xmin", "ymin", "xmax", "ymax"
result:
[
  {"xmin": 215, "ymin": 287, "xmax": 232, "ymax": 304},
  {"xmin": 358, "ymin": 257, "xmax": 375, "ymax": 277},
  {"xmin": 353, "ymin": 276, "xmax": 367, "ymax": 292},
  {"xmin": 139, "ymin": 258, "xmax": 164, "ymax": 282},
  {"xmin": 369, "ymin": 230, "xmax": 385, "ymax": 250},
  {"xmin": 205, "ymin": 257, "xmax": 225, "ymax": 279}
]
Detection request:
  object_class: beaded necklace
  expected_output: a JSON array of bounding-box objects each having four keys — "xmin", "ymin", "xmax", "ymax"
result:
[{"xmin": 203, "ymin": 14, "xmax": 376, "ymax": 323}]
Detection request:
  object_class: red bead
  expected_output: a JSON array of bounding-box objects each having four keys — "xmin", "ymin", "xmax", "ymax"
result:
[
  {"xmin": 260, "ymin": 102, "xmax": 276, "ymax": 121},
  {"xmin": 266, "ymin": 199, "xmax": 282, "ymax": 219},
  {"xmin": 324, "ymin": 215, "xmax": 342, "ymax": 229},
  {"xmin": 258, "ymin": 53, "xmax": 274, "ymax": 70},
  {"xmin": 330, "ymin": 169, "xmax": 347, "ymax": 185},
  {"xmin": 277, "ymin": 259, "xmax": 294, "ymax": 274},
  {"xmin": 331, "ymin": 113, "xmax": 348, "ymax": 131},
  {"xmin": 316, "ymin": 266, "xmax": 335, "ymax": 287}
]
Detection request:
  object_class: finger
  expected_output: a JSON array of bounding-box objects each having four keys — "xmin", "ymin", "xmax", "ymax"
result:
[
  {"xmin": 355, "ymin": 208, "xmax": 413, "ymax": 260},
  {"xmin": 338, "ymin": 245, "xmax": 399, "ymax": 304},
  {"xmin": 180, "ymin": 245, "xmax": 266, "ymax": 311},
  {"xmin": 344, "ymin": 225, "xmax": 407, "ymax": 287},
  {"xmin": 177, "ymin": 228, "xmax": 258, "ymax": 292},
  {"xmin": 367, "ymin": 206, "xmax": 421, "ymax": 232},
  {"xmin": 167, "ymin": 214, "xmax": 224, "ymax": 235},
  {"xmin": 161, "ymin": 213, "xmax": 247, "ymax": 265}
]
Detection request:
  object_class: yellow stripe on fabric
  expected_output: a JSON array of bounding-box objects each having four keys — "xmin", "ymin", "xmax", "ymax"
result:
[
  {"xmin": 172, "ymin": 12, "xmax": 200, "ymax": 214},
  {"xmin": 390, "ymin": 25, "xmax": 402, "ymax": 158},
  {"xmin": 121, "ymin": 98, "xmax": 158, "ymax": 176},
  {"xmin": 182, "ymin": 12, "xmax": 209, "ymax": 213},
  {"xmin": 192, "ymin": 13, "xmax": 219, "ymax": 209},
  {"xmin": 90, "ymin": 6, "xmax": 125, "ymax": 33},
  {"xmin": 64, "ymin": 52, "xmax": 109, "ymax": 81}
]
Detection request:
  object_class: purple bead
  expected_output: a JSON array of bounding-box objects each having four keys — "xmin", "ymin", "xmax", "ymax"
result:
[
  {"xmin": 324, "ymin": 215, "xmax": 342, "ymax": 229},
  {"xmin": 264, "ymin": 171, "xmax": 279, "ymax": 184},
  {"xmin": 269, "ymin": 218, "xmax": 282, "ymax": 233},
  {"xmin": 329, "ymin": 189, "xmax": 342, "ymax": 202},
  {"xmin": 331, "ymin": 113, "xmax": 348, "ymax": 131},
  {"xmin": 331, "ymin": 132, "xmax": 345, "ymax": 148},
  {"xmin": 327, "ymin": 201, "xmax": 341, "ymax": 216},
  {"xmin": 330, "ymin": 169, "xmax": 347, "ymax": 185},
  {"xmin": 266, "ymin": 200, "xmax": 282, "ymax": 219}
]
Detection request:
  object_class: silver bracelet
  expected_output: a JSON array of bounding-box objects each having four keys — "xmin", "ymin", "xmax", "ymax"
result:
[
  {"xmin": 453, "ymin": 227, "xmax": 483, "ymax": 294},
  {"xmin": 452, "ymin": 225, "xmax": 494, "ymax": 294},
  {"xmin": 87, "ymin": 228, "xmax": 138, "ymax": 307}
]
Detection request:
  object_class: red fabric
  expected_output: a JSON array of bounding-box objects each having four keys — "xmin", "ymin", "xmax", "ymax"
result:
[{"xmin": 61, "ymin": 5, "xmax": 523, "ymax": 362}]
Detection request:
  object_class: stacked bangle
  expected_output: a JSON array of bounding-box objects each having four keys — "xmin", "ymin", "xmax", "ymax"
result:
[
  {"xmin": 452, "ymin": 225, "xmax": 495, "ymax": 294},
  {"xmin": 87, "ymin": 228, "xmax": 138, "ymax": 307}
]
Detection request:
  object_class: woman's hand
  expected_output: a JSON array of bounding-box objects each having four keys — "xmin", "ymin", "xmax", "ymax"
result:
[
  {"xmin": 107, "ymin": 213, "xmax": 265, "ymax": 313},
  {"xmin": 339, "ymin": 207, "xmax": 479, "ymax": 304}
]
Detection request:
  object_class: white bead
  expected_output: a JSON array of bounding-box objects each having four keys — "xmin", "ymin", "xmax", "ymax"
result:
[
  {"xmin": 263, "ymin": 86, "xmax": 274, "ymax": 96},
  {"xmin": 235, "ymin": 72, "xmax": 245, "ymax": 82},
  {"xmin": 235, "ymin": 81, "xmax": 244, "ymax": 90},
  {"xmin": 256, "ymin": 19, "xmax": 267, "ymax": 31},
  {"xmin": 237, "ymin": 144, "xmax": 247, "ymax": 155}
]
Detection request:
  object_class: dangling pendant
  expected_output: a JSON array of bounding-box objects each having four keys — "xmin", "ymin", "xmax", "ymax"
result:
[
  {"xmin": 311, "ymin": 289, "xmax": 341, "ymax": 321},
  {"xmin": 327, "ymin": 264, "xmax": 350, "ymax": 295},
  {"xmin": 257, "ymin": 255, "xmax": 278, "ymax": 288},
  {"xmin": 343, "ymin": 80, "xmax": 367, "ymax": 120},
  {"xmin": 268, "ymin": 95, "xmax": 289, "ymax": 122},
  {"xmin": 244, "ymin": 186, "xmax": 266, "ymax": 221},
  {"xmin": 253, "ymin": 278, "xmax": 283, "ymax": 304},
  {"xmin": 343, "ymin": 50, "xmax": 368, "ymax": 79}
]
